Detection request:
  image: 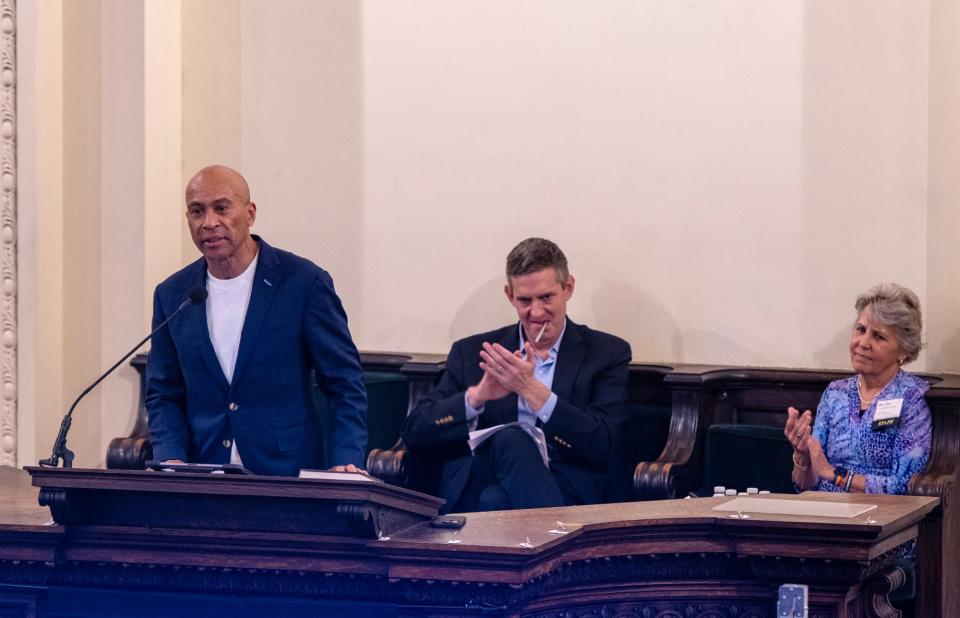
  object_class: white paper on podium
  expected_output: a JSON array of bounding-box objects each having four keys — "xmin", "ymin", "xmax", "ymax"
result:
[
  {"xmin": 468, "ymin": 422, "xmax": 549, "ymax": 467},
  {"xmin": 298, "ymin": 469, "xmax": 383, "ymax": 483},
  {"xmin": 713, "ymin": 497, "xmax": 877, "ymax": 519}
]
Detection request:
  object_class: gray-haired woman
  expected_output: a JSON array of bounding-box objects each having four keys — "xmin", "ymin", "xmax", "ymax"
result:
[{"xmin": 786, "ymin": 283, "xmax": 932, "ymax": 494}]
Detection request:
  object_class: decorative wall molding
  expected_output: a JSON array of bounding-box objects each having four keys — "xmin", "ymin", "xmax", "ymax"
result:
[{"xmin": 0, "ymin": 0, "xmax": 15, "ymax": 466}]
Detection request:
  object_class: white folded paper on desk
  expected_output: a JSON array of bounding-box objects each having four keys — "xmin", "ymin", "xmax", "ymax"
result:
[
  {"xmin": 468, "ymin": 422, "xmax": 549, "ymax": 467},
  {"xmin": 713, "ymin": 497, "xmax": 877, "ymax": 519},
  {"xmin": 298, "ymin": 469, "xmax": 383, "ymax": 483}
]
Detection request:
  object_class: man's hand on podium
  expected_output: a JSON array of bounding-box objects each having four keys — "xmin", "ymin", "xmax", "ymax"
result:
[{"xmin": 328, "ymin": 463, "xmax": 370, "ymax": 476}]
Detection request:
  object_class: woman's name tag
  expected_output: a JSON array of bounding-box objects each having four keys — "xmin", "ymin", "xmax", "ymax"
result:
[{"xmin": 872, "ymin": 398, "xmax": 903, "ymax": 430}]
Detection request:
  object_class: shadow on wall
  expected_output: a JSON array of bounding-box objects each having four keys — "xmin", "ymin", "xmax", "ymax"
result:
[
  {"xmin": 449, "ymin": 276, "xmax": 518, "ymax": 343},
  {"xmin": 678, "ymin": 329, "xmax": 764, "ymax": 366},
  {"xmin": 923, "ymin": 327, "xmax": 960, "ymax": 373},
  {"xmin": 589, "ymin": 281, "xmax": 680, "ymax": 363},
  {"xmin": 813, "ymin": 325, "xmax": 853, "ymax": 371}
]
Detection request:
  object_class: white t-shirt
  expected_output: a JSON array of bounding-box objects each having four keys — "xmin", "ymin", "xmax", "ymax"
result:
[{"xmin": 206, "ymin": 253, "xmax": 259, "ymax": 464}]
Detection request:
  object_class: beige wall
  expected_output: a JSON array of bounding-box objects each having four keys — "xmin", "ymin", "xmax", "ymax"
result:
[
  {"xmin": 926, "ymin": 0, "xmax": 960, "ymax": 372},
  {"xmin": 17, "ymin": 1, "xmax": 185, "ymax": 466},
  {"xmin": 15, "ymin": 1, "xmax": 960, "ymax": 467}
]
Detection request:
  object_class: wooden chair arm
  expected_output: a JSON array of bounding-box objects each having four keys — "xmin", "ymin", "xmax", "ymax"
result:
[
  {"xmin": 633, "ymin": 376, "xmax": 710, "ymax": 499},
  {"xmin": 367, "ymin": 439, "xmax": 408, "ymax": 486},
  {"xmin": 106, "ymin": 436, "xmax": 153, "ymax": 470}
]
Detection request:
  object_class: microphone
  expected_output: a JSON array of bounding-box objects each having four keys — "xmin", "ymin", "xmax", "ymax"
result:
[{"xmin": 39, "ymin": 286, "xmax": 208, "ymax": 468}]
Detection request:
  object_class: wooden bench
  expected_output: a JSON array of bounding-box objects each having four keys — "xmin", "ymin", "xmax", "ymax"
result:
[
  {"xmin": 365, "ymin": 362, "xmax": 674, "ymax": 499},
  {"xmin": 106, "ymin": 351, "xmax": 446, "ymax": 470}
]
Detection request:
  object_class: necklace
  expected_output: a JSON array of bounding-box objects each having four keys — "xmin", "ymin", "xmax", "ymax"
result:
[{"xmin": 857, "ymin": 372, "xmax": 897, "ymax": 407}]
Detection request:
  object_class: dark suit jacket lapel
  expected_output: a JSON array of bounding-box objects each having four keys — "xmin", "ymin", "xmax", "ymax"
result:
[
  {"xmin": 232, "ymin": 238, "xmax": 280, "ymax": 386},
  {"xmin": 553, "ymin": 319, "xmax": 585, "ymax": 403},
  {"xmin": 484, "ymin": 325, "xmax": 521, "ymax": 424},
  {"xmin": 185, "ymin": 260, "xmax": 229, "ymax": 389}
]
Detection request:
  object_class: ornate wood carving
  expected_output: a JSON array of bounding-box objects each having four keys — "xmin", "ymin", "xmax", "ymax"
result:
[
  {"xmin": 911, "ymin": 375, "xmax": 960, "ymax": 617},
  {"xmin": 0, "ymin": 590, "xmax": 38, "ymax": 618},
  {"xmin": 634, "ymin": 379, "xmax": 708, "ymax": 499},
  {"xmin": 526, "ymin": 602, "xmax": 769, "ymax": 618},
  {"xmin": 0, "ymin": 0, "xmax": 16, "ymax": 467},
  {"xmin": 36, "ymin": 488, "xmax": 66, "ymax": 523},
  {"xmin": 864, "ymin": 565, "xmax": 907, "ymax": 618},
  {"xmin": 0, "ymin": 538, "xmax": 925, "ymax": 615},
  {"xmin": 0, "ymin": 467, "xmax": 942, "ymax": 617}
]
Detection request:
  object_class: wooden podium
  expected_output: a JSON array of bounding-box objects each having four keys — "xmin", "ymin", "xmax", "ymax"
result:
[
  {"xmin": 0, "ymin": 466, "xmax": 940, "ymax": 617},
  {"xmin": 29, "ymin": 467, "xmax": 442, "ymax": 540}
]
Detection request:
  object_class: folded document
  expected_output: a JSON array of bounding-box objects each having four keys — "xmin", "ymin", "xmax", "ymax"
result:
[{"xmin": 468, "ymin": 422, "xmax": 549, "ymax": 467}]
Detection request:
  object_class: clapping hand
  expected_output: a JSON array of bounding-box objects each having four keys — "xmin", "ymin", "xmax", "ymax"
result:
[
  {"xmin": 479, "ymin": 342, "xmax": 551, "ymax": 411},
  {"xmin": 479, "ymin": 342, "xmax": 535, "ymax": 393},
  {"xmin": 466, "ymin": 363, "xmax": 512, "ymax": 408},
  {"xmin": 785, "ymin": 406, "xmax": 813, "ymax": 456},
  {"xmin": 805, "ymin": 435, "xmax": 833, "ymax": 481}
]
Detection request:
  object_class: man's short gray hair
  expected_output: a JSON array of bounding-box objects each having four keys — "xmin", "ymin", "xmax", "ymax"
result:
[
  {"xmin": 505, "ymin": 238, "xmax": 569, "ymax": 285},
  {"xmin": 854, "ymin": 283, "xmax": 923, "ymax": 364}
]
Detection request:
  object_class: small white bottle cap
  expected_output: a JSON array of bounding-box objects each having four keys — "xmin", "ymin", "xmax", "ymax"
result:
[
  {"xmin": 713, "ymin": 486, "xmax": 725, "ymax": 494},
  {"xmin": 759, "ymin": 490, "xmax": 771, "ymax": 494},
  {"xmin": 746, "ymin": 487, "xmax": 759, "ymax": 494},
  {"xmin": 737, "ymin": 491, "xmax": 748, "ymax": 496},
  {"xmin": 725, "ymin": 489, "xmax": 737, "ymax": 496}
]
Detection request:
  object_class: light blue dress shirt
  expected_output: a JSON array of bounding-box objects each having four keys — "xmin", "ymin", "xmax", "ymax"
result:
[{"xmin": 464, "ymin": 320, "xmax": 567, "ymax": 426}]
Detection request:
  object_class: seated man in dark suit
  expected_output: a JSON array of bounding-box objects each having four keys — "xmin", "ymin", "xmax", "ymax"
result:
[{"xmin": 403, "ymin": 238, "xmax": 631, "ymax": 512}]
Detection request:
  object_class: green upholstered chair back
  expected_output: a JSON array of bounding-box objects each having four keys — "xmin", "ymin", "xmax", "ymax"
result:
[
  {"xmin": 606, "ymin": 403, "xmax": 672, "ymax": 502},
  {"xmin": 701, "ymin": 423, "xmax": 794, "ymax": 494},
  {"xmin": 313, "ymin": 371, "xmax": 409, "ymax": 468}
]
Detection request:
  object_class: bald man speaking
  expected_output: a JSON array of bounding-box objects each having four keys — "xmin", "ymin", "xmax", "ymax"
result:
[{"xmin": 145, "ymin": 165, "xmax": 367, "ymax": 475}]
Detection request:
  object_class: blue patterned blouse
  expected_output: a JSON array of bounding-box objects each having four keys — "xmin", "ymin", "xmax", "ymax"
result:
[{"xmin": 811, "ymin": 370, "xmax": 932, "ymax": 494}]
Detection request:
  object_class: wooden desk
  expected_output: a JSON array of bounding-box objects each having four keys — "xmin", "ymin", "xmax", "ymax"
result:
[{"xmin": 0, "ymin": 466, "xmax": 937, "ymax": 617}]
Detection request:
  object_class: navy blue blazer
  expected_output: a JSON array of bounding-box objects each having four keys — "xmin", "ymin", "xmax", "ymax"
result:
[
  {"xmin": 146, "ymin": 237, "xmax": 367, "ymax": 475},
  {"xmin": 403, "ymin": 319, "xmax": 631, "ymax": 509}
]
